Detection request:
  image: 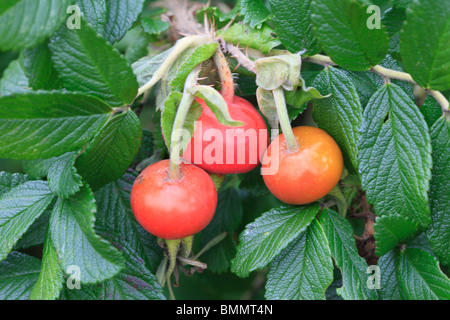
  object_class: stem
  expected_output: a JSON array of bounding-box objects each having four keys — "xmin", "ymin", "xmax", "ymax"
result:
[
  {"xmin": 192, "ymin": 232, "xmax": 227, "ymax": 260},
  {"xmin": 272, "ymin": 87, "xmax": 298, "ymax": 152},
  {"xmin": 268, "ymin": 49, "xmax": 292, "ymax": 56},
  {"xmin": 180, "ymin": 236, "xmax": 194, "ymax": 258},
  {"xmin": 168, "ymin": 94, "xmax": 195, "ymax": 179},
  {"xmin": 177, "ymin": 256, "xmax": 208, "ymax": 269},
  {"xmin": 226, "ymin": 43, "xmax": 257, "ymax": 74},
  {"xmin": 155, "ymin": 256, "xmax": 168, "ymax": 286},
  {"xmin": 137, "ymin": 35, "xmax": 212, "ymax": 97},
  {"xmin": 304, "ymin": 54, "xmax": 336, "ymax": 68},
  {"xmin": 428, "ymin": 90, "xmax": 450, "ymax": 119},
  {"xmin": 305, "ymin": 54, "xmax": 450, "ymax": 115},
  {"xmin": 213, "ymin": 48, "xmax": 235, "ymax": 101},
  {"xmin": 371, "ymin": 65, "xmax": 415, "ymax": 84},
  {"xmin": 167, "ymin": 277, "xmax": 176, "ymax": 301},
  {"xmin": 209, "ymin": 174, "xmax": 226, "ymax": 191},
  {"xmin": 168, "ymin": 67, "xmax": 200, "ymax": 179},
  {"xmin": 165, "ymin": 239, "xmax": 181, "ymax": 300}
]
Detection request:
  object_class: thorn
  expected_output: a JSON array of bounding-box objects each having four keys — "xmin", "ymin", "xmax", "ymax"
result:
[
  {"xmin": 204, "ymin": 11, "xmax": 209, "ymax": 35},
  {"xmin": 222, "ymin": 17, "xmax": 235, "ymax": 32}
]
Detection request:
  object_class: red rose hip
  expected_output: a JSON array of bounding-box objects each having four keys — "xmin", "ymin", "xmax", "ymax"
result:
[{"xmin": 130, "ymin": 160, "xmax": 217, "ymax": 240}]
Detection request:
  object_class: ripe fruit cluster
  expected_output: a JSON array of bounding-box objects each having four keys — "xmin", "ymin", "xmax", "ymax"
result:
[
  {"xmin": 131, "ymin": 43, "xmax": 344, "ymax": 242},
  {"xmin": 131, "ymin": 93, "xmax": 344, "ymax": 240},
  {"xmin": 131, "ymin": 94, "xmax": 269, "ymax": 240}
]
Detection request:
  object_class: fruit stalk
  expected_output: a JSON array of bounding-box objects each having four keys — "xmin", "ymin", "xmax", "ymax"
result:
[
  {"xmin": 168, "ymin": 67, "xmax": 201, "ymax": 179},
  {"xmin": 213, "ymin": 48, "xmax": 235, "ymax": 102},
  {"xmin": 272, "ymin": 87, "xmax": 298, "ymax": 152},
  {"xmin": 165, "ymin": 239, "xmax": 181, "ymax": 300},
  {"xmin": 306, "ymin": 54, "xmax": 449, "ymax": 117},
  {"xmin": 137, "ymin": 35, "xmax": 213, "ymax": 97}
]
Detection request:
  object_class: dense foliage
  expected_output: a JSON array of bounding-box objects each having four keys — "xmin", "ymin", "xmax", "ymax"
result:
[{"xmin": 0, "ymin": 0, "xmax": 448, "ymax": 300}]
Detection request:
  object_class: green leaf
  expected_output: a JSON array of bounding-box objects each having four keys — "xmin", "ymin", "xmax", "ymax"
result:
[
  {"xmin": 383, "ymin": 7, "xmax": 407, "ymax": 37},
  {"xmin": 382, "ymin": 7, "xmax": 406, "ymax": 58},
  {"xmin": 255, "ymin": 54, "xmax": 301, "ymax": 91},
  {"xmin": 0, "ymin": 0, "xmax": 71, "ymax": 51},
  {"xmin": 133, "ymin": 128, "xmax": 154, "ymax": 162},
  {"xmin": 141, "ymin": 18, "xmax": 170, "ymax": 36},
  {"xmin": 377, "ymin": 249, "xmax": 405, "ymax": 300},
  {"xmin": 49, "ymin": 19, "xmax": 139, "ymax": 107},
  {"xmin": 29, "ymin": 230, "xmax": 63, "ymax": 300},
  {"xmin": 62, "ymin": 248, "xmax": 165, "ymax": 300},
  {"xmin": 14, "ymin": 209, "xmax": 50, "ymax": 250},
  {"xmin": 0, "ymin": 171, "xmax": 32, "ymax": 195},
  {"xmin": 320, "ymin": 209, "xmax": 377, "ymax": 300},
  {"xmin": 0, "ymin": 0, "xmax": 20, "ymax": 15},
  {"xmin": 22, "ymin": 157, "xmax": 59, "ymax": 180},
  {"xmin": 391, "ymin": 0, "xmax": 412, "ymax": 9},
  {"xmin": 76, "ymin": 111, "xmax": 142, "ymax": 191},
  {"xmin": 132, "ymin": 48, "xmax": 173, "ymax": 87},
  {"xmin": 325, "ymin": 268, "xmax": 343, "ymax": 300},
  {"xmin": 50, "ymin": 184, "xmax": 125, "ymax": 284},
  {"xmin": 238, "ymin": 167, "xmax": 271, "ymax": 197},
  {"xmin": 311, "ymin": 0, "xmax": 389, "ymax": 71},
  {"xmin": 241, "ymin": 0, "xmax": 271, "ymax": 29},
  {"xmin": 342, "ymin": 70, "xmax": 384, "ymax": 107},
  {"xmin": 0, "ymin": 252, "xmax": 41, "ymax": 300},
  {"xmin": 374, "ymin": 214, "xmax": 420, "ymax": 256},
  {"xmin": 0, "ymin": 59, "xmax": 30, "ymax": 96},
  {"xmin": 188, "ymin": 85, "xmax": 245, "ymax": 126},
  {"xmin": 219, "ymin": 23, "xmax": 281, "ymax": 54},
  {"xmin": 161, "ymin": 91, "xmax": 202, "ymax": 152},
  {"xmin": 115, "ymin": 27, "xmax": 153, "ymax": 64},
  {"xmin": 0, "ymin": 92, "xmax": 112, "ymax": 160},
  {"xmin": 94, "ymin": 171, "xmax": 164, "ymax": 273},
  {"xmin": 379, "ymin": 55, "xmax": 415, "ymax": 97},
  {"xmin": 22, "ymin": 41, "xmax": 62, "ymax": 90},
  {"xmin": 156, "ymin": 42, "xmax": 219, "ymax": 111},
  {"xmin": 312, "ymin": 67, "xmax": 363, "ymax": 173},
  {"xmin": 48, "ymin": 152, "xmax": 83, "ymax": 198},
  {"xmin": 195, "ymin": 188, "xmax": 243, "ymax": 272},
  {"xmin": 256, "ymin": 88, "xmax": 279, "ymax": 130},
  {"xmin": 426, "ymin": 117, "xmax": 450, "ymax": 265},
  {"xmin": 77, "ymin": 0, "xmax": 146, "ymax": 43},
  {"xmin": 400, "ymin": 0, "xmax": 450, "ymax": 90},
  {"xmin": 257, "ymin": 84, "xmax": 326, "ymax": 131},
  {"xmin": 421, "ymin": 96, "xmax": 444, "ymax": 128},
  {"xmin": 61, "ymin": 171, "xmax": 165, "ymax": 299},
  {"xmin": 285, "ymin": 84, "xmax": 326, "ymax": 111},
  {"xmin": 407, "ymin": 232, "xmax": 435, "ymax": 256},
  {"xmin": 75, "ymin": 0, "xmax": 107, "ymax": 36},
  {"xmin": 265, "ymin": 219, "xmax": 334, "ymax": 300},
  {"xmin": 164, "ymin": 43, "xmax": 219, "ymax": 96},
  {"xmin": 397, "ymin": 248, "xmax": 450, "ymax": 300},
  {"xmin": 359, "ymin": 84, "xmax": 432, "ymax": 254},
  {"xmin": 231, "ymin": 203, "xmax": 320, "ymax": 278},
  {"xmin": 269, "ymin": 0, "xmax": 321, "ymax": 55},
  {"xmin": 196, "ymin": 4, "xmax": 241, "ymax": 29},
  {"xmin": 326, "ymin": 185, "xmax": 348, "ymax": 217},
  {"xmin": 0, "ymin": 181, "xmax": 54, "ymax": 262}
]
